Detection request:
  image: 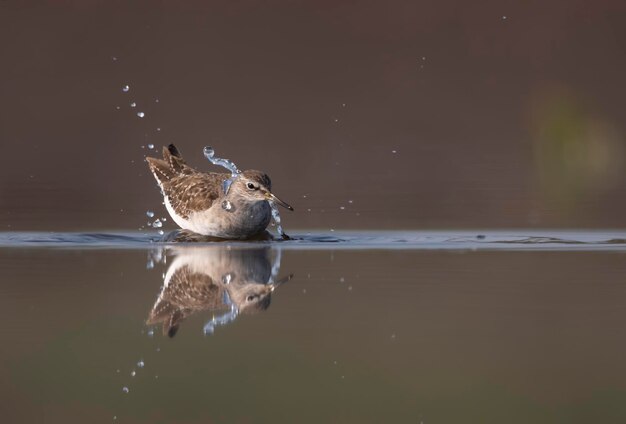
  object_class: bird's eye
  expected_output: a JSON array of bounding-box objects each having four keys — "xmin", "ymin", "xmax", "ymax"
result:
[
  {"xmin": 246, "ymin": 295, "xmax": 257, "ymax": 301},
  {"xmin": 246, "ymin": 182, "xmax": 256, "ymax": 190}
]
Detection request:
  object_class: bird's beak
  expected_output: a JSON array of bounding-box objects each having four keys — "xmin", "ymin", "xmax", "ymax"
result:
[{"xmin": 266, "ymin": 192, "xmax": 294, "ymax": 211}]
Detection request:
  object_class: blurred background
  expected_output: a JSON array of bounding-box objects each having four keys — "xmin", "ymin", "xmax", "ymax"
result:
[{"xmin": 1, "ymin": 0, "xmax": 625, "ymax": 231}]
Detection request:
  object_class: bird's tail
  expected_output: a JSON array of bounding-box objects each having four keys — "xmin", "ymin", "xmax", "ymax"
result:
[{"xmin": 146, "ymin": 144, "xmax": 188, "ymax": 184}]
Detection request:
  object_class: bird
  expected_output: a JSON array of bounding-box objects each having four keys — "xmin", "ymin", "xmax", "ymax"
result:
[
  {"xmin": 146, "ymin": 246, "xmax": 292, "ymax": 337},
  {"xmin": 146, "ymin": 144, "xmax": 293, "ymax": 240}
]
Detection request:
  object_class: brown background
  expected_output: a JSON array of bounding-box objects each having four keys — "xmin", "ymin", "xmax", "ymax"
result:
[{"xmin": 1, "ymin": 0, "xmax": 625, "ymax": 231}]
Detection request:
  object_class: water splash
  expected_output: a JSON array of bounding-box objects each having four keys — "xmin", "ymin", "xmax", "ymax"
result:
[
  {"xmin": 222, "ymin": 178, "xmax": 234, "ymax": 195},
  {"xmin": 137, "ymin": 112, "xmax": 145, "ymax": 118},
  {"xmin": 152, "ymin": 219, "xmax": 162, "ymax": 228},
  {"xmin": 270, "ymin": 203, "xmax": 288, "ymax": 239},
  {"xmin": 222, "ymin": 273, "xmax": 233, "ymax": 284},
  {"xmin": 137, "ymin": 360, "xmax": 145, "ymax": 368},
  {"xmin": 269, "ymin": 248, "xmax": 282, "ymax": 283},
  {"xmin": 146, "ymin": 211, "xmax": 154, "ymax": 218},
  {"xmin": 122, "ymin": 85, "xmax": 129, "ymax": 92},
  {"xmin": 203, "ymin": 146, "xmax": 241, "ymax": 178},
  {"xmin": 203, "ymin": 146, "xmax": 242, "ymax": 198},
  {"xmin": 203, "ymin": 291, "xmax": 238, "ymax": 335}
]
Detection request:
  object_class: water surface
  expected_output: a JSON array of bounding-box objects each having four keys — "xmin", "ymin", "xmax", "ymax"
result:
[{"xmin": 1, "ymin": 231, "xmax": 626, "ymax": 423}]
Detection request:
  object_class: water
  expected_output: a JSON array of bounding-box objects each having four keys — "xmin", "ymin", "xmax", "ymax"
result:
[
  {"xmin": 270, "ymin": 203, "xmax": 288, "ymax": 239},
  {"xmin": 202, "ymin": 146, "xmax": 241, "ymax": 178},
  {"xmin": 2, "ymin": 230, "xmax": 626, "ymax": 423}
]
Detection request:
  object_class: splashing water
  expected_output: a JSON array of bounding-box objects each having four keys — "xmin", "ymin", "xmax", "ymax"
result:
[
  {"xmin": 203, "ymin": 146, "xmax": 240, "ymax": 175},
  {"xmin": 122, "ymin": 85, "xmax": 129, "ymax": 92},
  {"xmin": 137, "ymin": 360, "xmax": 145, "ymax": 368},
  {"xmin": 271, "ymin": 203, "xmax": 288, "ymax": 239},
  {"xmin": 203, "ymin": 146, "xmax": 242, "ymax": 196},
  {"xmin": 152, "ymin": 219, "xmax": 162, "ymax": 228},
  {"xmin": 203, "ymin": 291, "xmax": 238, "ymax": 335},
  {"xmin": 137, "ymin": 112, "xmax": 145, "ymax": 118},
  {"xmin": 146, "ymin": 211, "xmax": 154, "ymax": 218}
]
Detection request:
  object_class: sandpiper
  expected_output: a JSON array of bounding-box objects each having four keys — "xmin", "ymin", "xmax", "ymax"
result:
[
  {"xmin": 147, "ymin": 246, "xmax": 291, "ymax": 337},
  {"xmin": 146, "ymin": 144, "xmax": 293, "ymax": 240}
]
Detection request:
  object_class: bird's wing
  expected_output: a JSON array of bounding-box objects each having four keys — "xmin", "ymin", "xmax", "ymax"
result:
[{"xmin": 162, "ymin": 172, "xmax": 230, "ymax": 219}]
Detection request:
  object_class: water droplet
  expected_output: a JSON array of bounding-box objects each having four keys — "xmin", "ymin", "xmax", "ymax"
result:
[
  {"xmin": 137, "ymin": 112, "xmax": 145, "ymax": 118},
  {"xmin": 130, "ymin": 102, "xmax": 136, "ymax": 107},
  {"xmin": 156, "ymin": 127, "xmax": 161, "ymax": 131},
  {"xmin": 421, "ymin": 56, "xmax": 426, "ymax": 61},
  {"xmin": 146, "ymin": 210, "xmax": 154, "ymax": 218},
  {"xmin": 122, "ymin": 387, "xmax": 129, "ymax": 393},
  {"xmin": 147, "ymin": 329, "xmax": 154, "ymax": 337},
  {"xmin": 348, "ymin": 200, "xmax": 353, "ymax": 204},
  {"xmin": 147, "ymin": 144, "xmax": 154, "ymax": 149},
  {"xmin": 222, "ymin": 200, "xmax": 232, "ymax": 211},
  {"xmin": 122, "ymin": 85, "xmax": 129, "ymax": 92},
  {"xmin": 137, "ymin": 360, "xmax": 145, "ymax": 368},
  {"xmin": 502, "ymin": 15, "xmax": 507, "ymax": 20},
  {"xmin": 152, "ymin": 219, "xmax": 162, "ymax": 228},
  {"xmin": 115, "ymin": 106, "xmax": 120, "ymax": 110},
  {"xmin": 112, "ymin": 56, "xmax": 118, "ymax": 62},
  {"xmin": 341, "ymin": 103, "xmax": 346, "ymax": 107},
  {"xmin": 340, "ymin": 206, "xmax": 345, "ymax": 210},
  {"xmin": 155, "ymin": 98, "xmax": 159, "ymax": 103},
  {"xmin": 339, "ymin": 277, "xmax": 345, "ymax": 283},
  {"xmin": 157, "ymin": 230, "xmax": 164, "ymax": 235},
  {"xmin": 392, "ymin": 150, "xmax": 397, "ymax": 154},
  {"xmin": 130, "ymin": 371, "xmax": 136, "ymax": 377}
]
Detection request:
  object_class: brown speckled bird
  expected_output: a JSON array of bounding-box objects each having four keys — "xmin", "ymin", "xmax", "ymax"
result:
[
  {"xmin": 146, "ymin": 246, "xmax": 291, "ymax": 337},
  {"xmin": 146, "ymin": 144, "xmax": 293, "ymax": 239}
]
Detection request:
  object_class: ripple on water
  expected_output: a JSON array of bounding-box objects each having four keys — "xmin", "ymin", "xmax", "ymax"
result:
[{"xmin": 0, "ymin": 230, "xmax": 625, "ymax": 251}]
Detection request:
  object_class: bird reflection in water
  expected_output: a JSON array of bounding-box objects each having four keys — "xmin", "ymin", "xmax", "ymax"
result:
[{"xmin": 146, "ymin": 245, "xmax": 291, "ymax": 337}]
